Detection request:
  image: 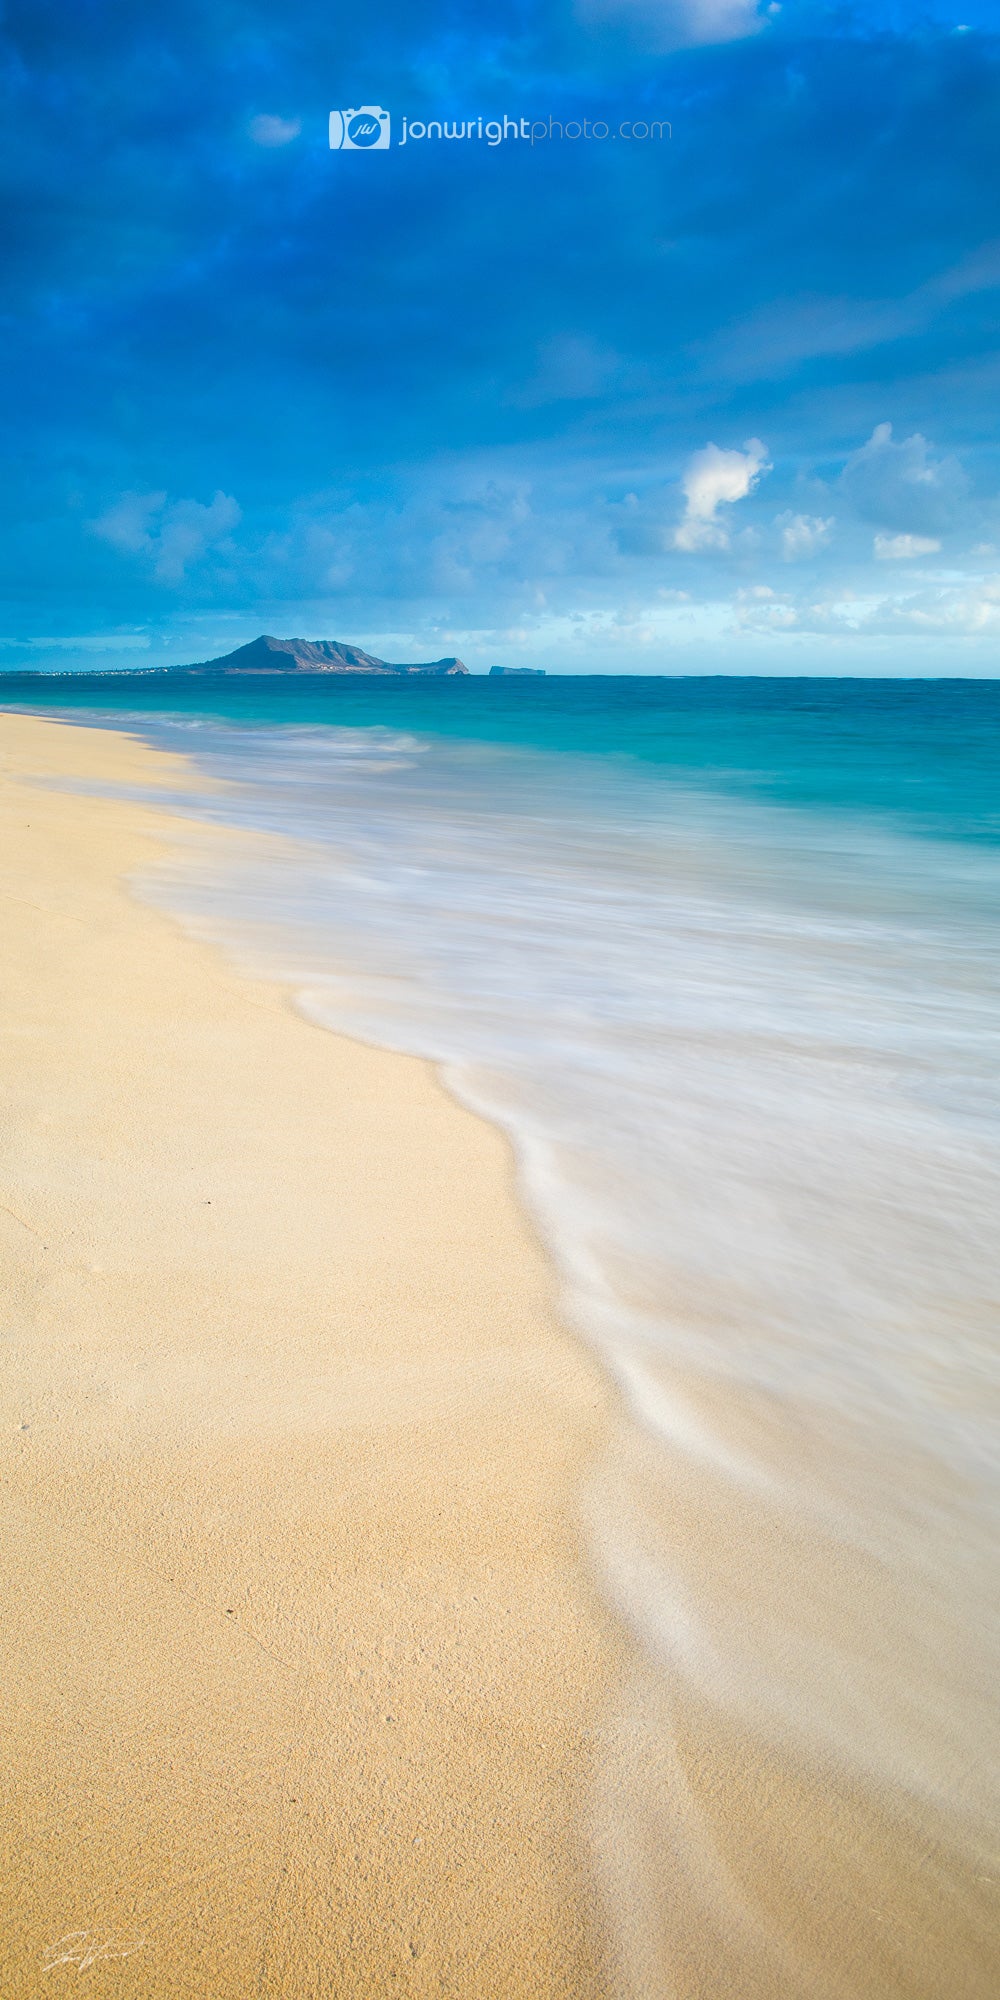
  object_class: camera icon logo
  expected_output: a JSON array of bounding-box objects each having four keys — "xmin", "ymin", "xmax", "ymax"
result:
[{"xmin": 329, "ymin": 107, "xmax": 391, "ymax": 151}]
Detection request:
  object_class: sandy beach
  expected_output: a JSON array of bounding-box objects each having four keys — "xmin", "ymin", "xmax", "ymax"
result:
[
  {"xmin": 0, "ymin": 713, "xmax": 623, "ymax": 1998},
  {"xmin": 5, "ymin": 708, "xmax": 1000, "ymax": 2000}
]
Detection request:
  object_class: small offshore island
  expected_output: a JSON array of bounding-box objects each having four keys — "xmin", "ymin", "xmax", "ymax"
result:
[
  {"xmin": 125, "ymin": 635, "xmax": 547, "ymax": 678},
  {"xmin": 175, "ymin": 634, "xmax": 470, "ymax": 675}
]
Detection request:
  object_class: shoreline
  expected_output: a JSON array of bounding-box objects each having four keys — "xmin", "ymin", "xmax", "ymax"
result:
[
  {"xmin": 0, "ymin": 713, "xmax": 624, "ymax": 1997},
  {"xmin": 6, "ymin": 707, "xmax": 1000, "ymax": 2000}
]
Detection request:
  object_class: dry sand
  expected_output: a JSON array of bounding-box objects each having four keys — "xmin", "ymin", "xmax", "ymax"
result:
[{"xmin": 0, "ymin": 713, "xmax": 624, "ymax": 1998}]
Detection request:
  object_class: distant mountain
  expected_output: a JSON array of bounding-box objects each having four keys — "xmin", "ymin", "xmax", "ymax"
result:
[
  {"xmin": 176, "ymin": 635, "xmax": 468, "ymax": 675},
  {"xmin": 488, "ymin": 664, "xmax": 545, "ymax": 677}
]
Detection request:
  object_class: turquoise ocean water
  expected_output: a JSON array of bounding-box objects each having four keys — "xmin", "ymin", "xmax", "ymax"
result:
[{"xmin": 6, "ymin": 671, "xmax": 1000, "ymax": 1991}]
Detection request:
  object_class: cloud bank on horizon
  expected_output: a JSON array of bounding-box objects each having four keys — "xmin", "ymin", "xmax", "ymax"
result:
[{"xmin": 1, "ymin": 0, "xmax": 999, "ymax": 673}]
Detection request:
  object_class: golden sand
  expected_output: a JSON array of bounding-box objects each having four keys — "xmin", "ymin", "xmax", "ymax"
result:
[
  {"xmin": 5, "ymin": 711, "xmax": 999, "ymax": 2000},
  {"xmin": 0, "ymin": 714, "xmax": 623, "ymax": 1998}
]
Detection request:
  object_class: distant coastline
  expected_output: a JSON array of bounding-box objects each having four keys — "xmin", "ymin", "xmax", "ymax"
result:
[{"xmin": 0, "ymin": 636, "xmax": 555, "ymax": 681}]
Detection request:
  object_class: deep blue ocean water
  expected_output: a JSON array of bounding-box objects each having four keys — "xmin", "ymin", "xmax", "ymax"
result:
[{"xmin": 6, "ymin": 671, "xmax": 1000, "ymax": 1978}]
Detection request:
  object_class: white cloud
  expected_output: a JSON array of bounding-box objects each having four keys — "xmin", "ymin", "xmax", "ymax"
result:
[
  {"xmin": 249, "ymin": 114, "xmax": 302, "ymax": 147},
  {"xmin": 91, "ymin": 490, "xmax": 167, "ymax": 554},
  {"xmin": 840, "ymin": 422, "xmax": 967, "ymax": 535},
  {"xmin": 873, "ymin": 533, "xmax": 942, "ymax": 560},
  {"xmin": 850, "ymin": 579, "xmax": 1000, "ymax": 635},
  {"xmin": 734, "ymin": 583, "xmax": 797, "ymax": 630},
  {"xmin": 673, "ymin": 438, "xmax": 770, "ymax": 551},
  {"xmin": 577, "ymin": 0, "xmax": 762, "ymax": 51},
  {"xmin": 905, "ymin": 581, "xmax": 1000, "ymax": 631},
  {"xmin": 776, "ymin": 511, "xmax": 833, "ymax": 560},
  {"xmin": 749, "ymin": 575, "xmax": 1000, "ymax": 639},
  {"xmin": 91, "ymin": 490, "xmax": 241, "ymax": 583}
]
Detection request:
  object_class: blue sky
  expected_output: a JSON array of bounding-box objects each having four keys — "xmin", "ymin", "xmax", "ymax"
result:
[{"xmin": 2, "ymin": 0, "xmax": 999, "ymax": 673}]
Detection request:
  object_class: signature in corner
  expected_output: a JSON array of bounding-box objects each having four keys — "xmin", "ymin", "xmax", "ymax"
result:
[{"xmin": 43, "ymin": 1931, "xmax": 146, "ymax": 1973}]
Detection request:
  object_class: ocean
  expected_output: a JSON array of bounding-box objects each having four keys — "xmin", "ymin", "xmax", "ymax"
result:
[{"xmin": 6, "ymin": 670, "xmax": 1000, "ymax": 1994}]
